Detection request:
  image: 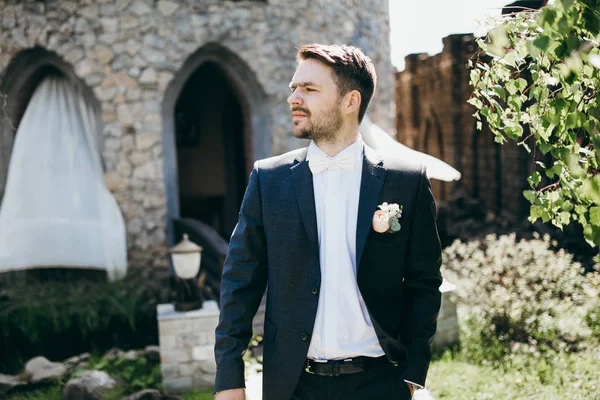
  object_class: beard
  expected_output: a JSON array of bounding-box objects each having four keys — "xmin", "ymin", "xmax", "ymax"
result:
[{"xmin": 292, "ymin": 102, "xmax": 343, "ymax": 143}]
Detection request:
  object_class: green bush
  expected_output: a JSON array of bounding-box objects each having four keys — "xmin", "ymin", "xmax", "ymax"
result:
[
  {"xmin": 0, "ymin": 268, "xmax": 172, "ymax": 374},
  {"xmin": 442, "ymin": 233, "xmax": 600, "ymax": 365},
  {"xmin": 78, "ymin": 354, "xmax": 163, "ymax": 397}
]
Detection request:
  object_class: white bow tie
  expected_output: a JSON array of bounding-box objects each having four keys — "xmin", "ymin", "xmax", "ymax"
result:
[{"xmin": 308, "ymin": 153, "xmax": 356, "ymax": 174}]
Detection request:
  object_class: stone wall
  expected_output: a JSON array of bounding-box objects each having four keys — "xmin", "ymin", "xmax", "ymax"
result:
[
  {"xmin": 157, "ymin": 301, "xmax": 219, "ymax": 392},
  {"xmin": 0, "ymin": 0, "xmax": 395, "ymax": 267},
  {"xmin": 396, "ymin": 34, "xmax": 531, "ymax": 220}
]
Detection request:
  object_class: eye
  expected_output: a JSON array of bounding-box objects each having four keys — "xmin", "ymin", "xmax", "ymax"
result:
[{"xmin": 306, "ymin": 88, "xmax": 316, "ymax": 92}]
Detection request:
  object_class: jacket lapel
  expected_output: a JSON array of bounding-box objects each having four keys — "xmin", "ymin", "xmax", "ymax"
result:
[
  {"xmin": 291, "ymin": 148, "xmax": 319, "ymax": 252},
  {"xmin": 356, "ymin": 144, "xmax": 386, "ymax": 267}
]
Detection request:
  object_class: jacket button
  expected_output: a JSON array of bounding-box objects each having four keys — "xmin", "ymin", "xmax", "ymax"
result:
[
  {"xmin": 311, "ymin": 287, "xmax": 318, "ymax": 295},
  {"xmin": 300, "ymin": 332, "xmax": 309, "ymax": 341}
]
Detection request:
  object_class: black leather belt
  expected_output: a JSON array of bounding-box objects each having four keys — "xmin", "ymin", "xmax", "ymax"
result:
[{"xmin": 304, "ymin": 356, "xmax": 388, "ymax": 376}]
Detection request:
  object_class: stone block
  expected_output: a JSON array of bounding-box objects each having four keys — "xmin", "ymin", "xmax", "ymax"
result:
[
  {"xmin": 178, "ymin": 363, "xmax": 194, "ymax": 377},
  {"xmin": 162, "ymin": 376, "xmax": 193, "ymax": 393},
  {"xmin": 161, "ymin": 348, "xmax": 191, "ymax": 364},
  {"xmin": 160, "ymin": 363, "xmax": 179, "ymax": 378},
  {"xmin": 191, "ymin": 373, "xmax": 214, "ymax": 391},
  {"xmin": 158, "ymin": 335, "xmax": 176, "ymax": 349},
  {"xmin": 158, "ymin": 302, "xmax": 219, "ymax": 391},
  {"xmin": 176, "ymin": 333, "xmax": 202, "ymax": 348},
  {"xmin": 191, "ymin": 345, "xmax": 213, "ymax": 361},
  {"xmin": 196, "ymin": 359, "xmax": 217, "ymax": 375}
]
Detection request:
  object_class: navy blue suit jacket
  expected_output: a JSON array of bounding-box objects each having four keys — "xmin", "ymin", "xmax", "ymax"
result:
[{"xmin": 214, "ymin": 144, "xmax": 442, "ymax": 399}]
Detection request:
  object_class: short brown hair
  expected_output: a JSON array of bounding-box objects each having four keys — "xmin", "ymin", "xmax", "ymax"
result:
[{"xmin": 297, "ymin": 44, "xmax": 377, "ymax": 123}]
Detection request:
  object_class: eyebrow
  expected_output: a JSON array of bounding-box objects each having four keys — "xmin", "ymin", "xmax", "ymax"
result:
[{"xmin": 289, "ymin": 82, "xmax": 320, "ymax": 90}]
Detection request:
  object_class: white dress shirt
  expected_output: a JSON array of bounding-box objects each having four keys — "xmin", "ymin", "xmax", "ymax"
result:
[{"xmin": 306, "ymin": 139, "xmax": 385, "ymax": 361}]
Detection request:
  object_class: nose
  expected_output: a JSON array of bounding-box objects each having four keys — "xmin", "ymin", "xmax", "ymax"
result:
[{"xmin": 287, "ymin": 89, "xmax": 302, "ymax": 107}]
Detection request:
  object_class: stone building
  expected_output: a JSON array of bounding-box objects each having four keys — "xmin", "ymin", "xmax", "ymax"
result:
[
  {"xmin": 396, "ymin": 33, "xmax": 532, "ymax": 220},
  {"xmin": 0, "ymin": 0, "xmax": 395, "ymax": 270}
]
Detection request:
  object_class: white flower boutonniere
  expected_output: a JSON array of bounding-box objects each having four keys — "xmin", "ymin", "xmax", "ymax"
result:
[{"xmin": 372, "ymin": 202, "xmax": 403, "ymax": 234}]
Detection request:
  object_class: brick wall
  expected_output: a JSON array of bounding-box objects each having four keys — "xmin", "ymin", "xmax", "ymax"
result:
[{"xmin": 396, "ymin": 34, "xmax": 532, "ymax": 221}]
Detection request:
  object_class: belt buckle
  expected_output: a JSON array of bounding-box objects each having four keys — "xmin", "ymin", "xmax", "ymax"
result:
[{"xmin": 304, "ymin": 360, "xmax": 314, "ymax": 375}]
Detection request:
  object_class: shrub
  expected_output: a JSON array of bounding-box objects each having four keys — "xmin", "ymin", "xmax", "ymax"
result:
[
  {"xmin": 0, "ymin": 268, "xmax": 172, "ymax": 374},
  {"xmin": 442, "ymin": 233, "xmax": 600, "ymax": 365},
  {"xmin": 83, "ymin": 354, "xmax": 163, "ymax": 395}
]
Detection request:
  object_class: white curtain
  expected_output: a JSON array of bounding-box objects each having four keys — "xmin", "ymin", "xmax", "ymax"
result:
[
  {"xmin": 0, "ymin": 76, "xmax": 127, "ymax": 280},
  {"xmin": 360, "ymin": 116, "xmax": 462, "ymax": 182}
]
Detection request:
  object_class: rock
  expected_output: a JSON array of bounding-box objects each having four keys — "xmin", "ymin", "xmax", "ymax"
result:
[
  {"xmin": 158, "ymin": 1, "xmax": 179, "ymax": 16},
  {"xmin": 75, "ymin": 59, "xmax": 95, "ymax": 77},
  {"xmin": 128, "ymin": 217, "xmax": 144, "ymax": 235},
  {"xmin": 62, "ymin": 353, "xmax": 91, "ymax": 373},
  {"xmin": 25, "ymin": 356, "xmax": 68, "ymax": 384},
  {"xmin": 124, "ymin": 38, "xmax": 141, "ymax": 56},
  {"xmin": 128, "ymin": 67, "xmax": 141, "ymax": 77},
  {"xmin": 135, "ymin": 133, "xmax": 160, "ymax": 150},
  {"xmin": 130, "ymin": 152, "xmax": 149, "ymax": 166},
  {"xmin": 158, "ymin": 71, "xmax": 173, "ymax": 92},
  {"xmin": 129, "ymin": 0, "xmax": 152, "ymax": 16},
  {"xmin": 80, "ymin": 33, "xmax": 96, "ymax": 49},
  {"xmin": 143, "ymin": 195, "xmax": 166, "ymax": 209},
  {"xmin": 144, "ymin": 345, "xmax": 161, "ymax": 362},
  {"xmin": 122, "ymin": 14, "xmax": 139, "ymax": 30},
  {"xmin": 74, "ymin": 17, "xmax": 92, "ymax": 34},
  {"xmin": 143, "ymin": 34, "xmax": 166, "ymax": 49},
  {"xmin": 103, "ymin": 348, "xmax": 124, "ymax": 361},
  {"xmin": 111, "ymin": 54, "xmax": 133, "ymax": 71},
  {"xmin": 105, "ymin": 172, "xmax": 129, "ymax": 191},
  {"xmin": 100, "ymin": 4, "xmax": 117, "ymax": 16},
  {"xmin": 139, "ymin": 68, "xmax": 158, "ymax": 84},
  {"xmin": 114, "ymin": 91, "xmax": 126, "ymax": 104},
  {"xmin": 64, "ymin": 48, "xmax": 84, "ymax": 64},
  {"xmin": 102, "ymin": 17, "xmax": 119, "ymax": 33},
  {"xmin": 123, "ymin": 350, "xmax": 139, "ymax": 360},
  {"xmin": 79, "ymin": 5, "xmax": 99, "ymax": 20},
  {"xmin": 0, "ymin": 374, "xmax": 25, "ymax": 395},
  {"xmin": 140, "ymin": 47, "xmax": 165, "ymax": 65},
  {"xmin": 95, "ymin": 45, "xmax": 114, "ymax": 64},
  {"xmin": 95, "ymin": 86, "xmax": 117, "ymax": 102},
  {"xmin": 62, "ymin": 370, "xmax": 117, "ymax": 400},
  {"xmin": 133, "ymin": 161, "xmax": 159, "ymax": 180},
  {"xmin": 106, "ymin": 71, "xmax": 137, "ymax": 88}
]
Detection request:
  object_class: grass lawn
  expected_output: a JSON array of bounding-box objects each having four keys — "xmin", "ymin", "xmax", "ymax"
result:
[
  {"xmin": 7, "ymin": 349, "xmax": 600, "ymax": 400},
  {"xmin": 426, "ymin": 349, "xmax": 600, "ymax": 400},
  {"xmin": 6, "ymin": 386, "xmax": 215, "ymax": 400}
]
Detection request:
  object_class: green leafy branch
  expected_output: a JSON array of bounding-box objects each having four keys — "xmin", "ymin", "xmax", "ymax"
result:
[{"xmin": 469, "ymin": 0, "xmax": 600, "ymax": 246}]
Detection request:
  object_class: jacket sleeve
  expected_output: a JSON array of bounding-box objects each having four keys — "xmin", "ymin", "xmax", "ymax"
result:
[
  {"xmin": 214, "ymin": 162, "xmax": 268, "ymax": 392},
  {"xmin": 401, "ymin": 166, "xmax": 443, "ymax": 386}
]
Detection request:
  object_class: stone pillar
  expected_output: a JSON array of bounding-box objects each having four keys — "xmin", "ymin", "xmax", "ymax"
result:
[
  {"xmin": 157, "ymin": 300, "xmax": 219, "ymax": 392},
  {"xmin": 432, "ymin": 280, "xmax": 460, "ymax": 350}
]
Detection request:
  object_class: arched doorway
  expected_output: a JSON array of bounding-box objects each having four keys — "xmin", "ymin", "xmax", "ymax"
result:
[
  {"xmin": 175, "ymin": 62, "xmax": 247, "ymax": 239},
  {"xmin": 162, "ymin": 43, "xmax": 270, "ymax": 245}
]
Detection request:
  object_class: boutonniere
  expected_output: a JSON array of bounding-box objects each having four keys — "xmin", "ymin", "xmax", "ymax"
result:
[{"xmin": 372, "ymin": 202, "xmax": 403, "ymax": 234}]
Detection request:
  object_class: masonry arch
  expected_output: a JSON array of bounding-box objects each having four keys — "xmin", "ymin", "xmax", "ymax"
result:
[{"xmin": 162, "ymin": 43, "xmax": 271, "ymax": 245}]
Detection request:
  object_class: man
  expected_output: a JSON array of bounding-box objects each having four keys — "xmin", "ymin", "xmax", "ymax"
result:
[{"xmin": 214, "ymin": 44, "xmax": 442, "ymax": 400}]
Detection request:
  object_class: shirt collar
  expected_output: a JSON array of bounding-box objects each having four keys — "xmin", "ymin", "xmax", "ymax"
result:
[{"xmin": 306, "ymin": 136, "xmax": 364, "ymax": 164}]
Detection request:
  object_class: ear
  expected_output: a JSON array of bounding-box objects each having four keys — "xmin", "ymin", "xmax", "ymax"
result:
[{"xmin": 343, "ymin": 90, "xmax": 361, "ymax": 116}]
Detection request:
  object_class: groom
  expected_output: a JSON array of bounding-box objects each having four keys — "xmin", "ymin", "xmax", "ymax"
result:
[{"xmin": 214, "ymin": 44, "xmax": 442, "ymax": 400}]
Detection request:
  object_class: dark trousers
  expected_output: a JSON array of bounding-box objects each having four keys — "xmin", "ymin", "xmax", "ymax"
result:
[{"xmin": 291, "ymin": 359, "xmax": 412, "ymax": 400}]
